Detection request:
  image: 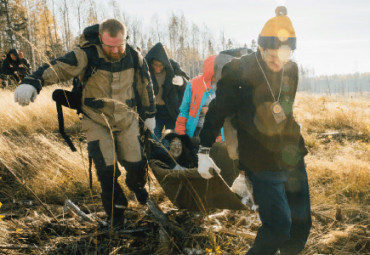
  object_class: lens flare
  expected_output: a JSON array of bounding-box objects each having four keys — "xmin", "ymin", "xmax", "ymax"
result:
[
  {"xmin": 282, "ymin": 144, "xmax": 300, "ymax": 166},
  {"xmin": 277, "ymin": 29, "xmax": 289, "ymax": 42},
  {"xmin": 278, "ymin": 45, "xmax": 292, "ymax": 62}
]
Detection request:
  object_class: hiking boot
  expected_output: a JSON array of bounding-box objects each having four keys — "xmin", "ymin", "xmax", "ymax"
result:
[
  {"xmin": 112, "ymin": 215, "xmax": 125, "ymax": 229},
  {"xmin": 133, "ymin": 187, "xmax": 148, "ymax": 205},
  {"xmin": 105, "ymin": 215, "xmax": 126, "ymax": 231}
]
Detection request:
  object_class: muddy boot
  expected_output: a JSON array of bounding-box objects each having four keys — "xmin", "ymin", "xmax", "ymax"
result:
[
  {"xmin": 99, "ymin": 171, "xmax": 128, "ymax": 228},
  {"xmin": 132, "ymin": 187, "xmax": 148, "ymax": 205},
  {"xmin": 123, "ymin": 160, "xmax": 148, "ymax": 205}
]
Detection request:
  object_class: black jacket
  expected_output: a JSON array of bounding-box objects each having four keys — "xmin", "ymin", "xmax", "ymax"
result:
[
  {"xmin": 1, "ymin": 49, "xmax": 22, "ymax": 82},
  {"xmin": 145, "ymin": 43, "xmax": 189, "ymax": 120},
  {"xmin": 19, "ymin": 57, "xmax": 31, "ymax": 77},
  {"xmin": 200, "ymin": 50, "xmax": 308, "ymax": 172}
]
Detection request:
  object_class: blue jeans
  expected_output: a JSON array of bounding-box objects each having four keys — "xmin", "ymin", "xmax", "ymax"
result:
[
  {"xmin": 153, "ymin": 117, "xmax": 175, "ymax": 141},
  {"xmin": 245, "ymin": 159, "xmax": 312, "ymax": 255}
]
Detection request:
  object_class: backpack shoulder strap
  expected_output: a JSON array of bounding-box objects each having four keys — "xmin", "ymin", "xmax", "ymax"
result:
[{"xmin": 80, "ymin": 45, "xmax": 99, "ymax": 83}]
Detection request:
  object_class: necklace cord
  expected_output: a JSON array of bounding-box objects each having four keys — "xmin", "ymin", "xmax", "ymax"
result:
[{"xmin": 255, "ymin": 52, "xmax": 285, "ymax": 102}]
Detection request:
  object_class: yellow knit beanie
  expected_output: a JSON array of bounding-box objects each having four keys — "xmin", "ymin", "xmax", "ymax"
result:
[{"xmin": 258, "ymin": 6, "xmax": 296, "ymax": 50}]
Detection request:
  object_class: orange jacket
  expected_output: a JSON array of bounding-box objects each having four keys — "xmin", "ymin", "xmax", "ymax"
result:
[{"xmin": 175, "ymin": 55, "xmax": 216, "ymax": 137}]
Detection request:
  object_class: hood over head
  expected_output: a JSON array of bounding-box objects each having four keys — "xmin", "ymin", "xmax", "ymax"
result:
[
  {"xmin": 7, "ymin": 49, "xmax": 19, "ymax": 60},
  {"xmin": 161, "ymin": 130, "xmax": 197, "ymax": 168},
  {"xmin": 145, "ymin": 43, "xmax": 174, "ymax": 74},
  {"xmin": 202, "ymin": 55, "xmax": 217, "ymax": 85}
]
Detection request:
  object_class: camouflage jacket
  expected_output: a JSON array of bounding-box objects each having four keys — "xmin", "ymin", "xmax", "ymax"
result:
[{"xmin": 23, "ymin": 24, "xmax": 155, "ymax": 129}]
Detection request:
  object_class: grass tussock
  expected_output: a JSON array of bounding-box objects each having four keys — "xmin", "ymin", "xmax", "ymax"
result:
[{"xmin": 0, "ymin": 89, "xmax": 369, "ymax": 254}]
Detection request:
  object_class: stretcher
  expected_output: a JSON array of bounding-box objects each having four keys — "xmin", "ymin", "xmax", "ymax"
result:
[{"xmin": 149, "ymin": 142, "xmax": 248, "ymax": 212}]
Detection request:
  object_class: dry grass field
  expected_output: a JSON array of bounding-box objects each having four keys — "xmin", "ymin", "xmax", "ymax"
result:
[{"xmin": 0, "ymin": 87, "xmax": 369, "ymax": 254}]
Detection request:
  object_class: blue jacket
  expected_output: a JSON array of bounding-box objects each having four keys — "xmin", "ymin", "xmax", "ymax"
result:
[{"xmin": 176, "ymin": 81, "xmax": 215, "ymax": 137}]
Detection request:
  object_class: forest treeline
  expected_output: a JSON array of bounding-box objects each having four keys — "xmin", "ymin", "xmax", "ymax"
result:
[
  {"xmin": 0, "ymin": 0, "xmax": 257, "ymax": 78},
  {"xmin": 1, "ymin": 0, "xmax": 368, "ymax": 93},
  {"xmin": 299, "ymin": 68, "xmax": 370, "ymax": 94}
]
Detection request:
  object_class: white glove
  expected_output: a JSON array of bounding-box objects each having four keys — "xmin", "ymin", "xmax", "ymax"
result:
[
  {"xmin": 172, "ymin": 75, "xmax": 184, "ymax": 86},
  {"xmin": 144, "ymin": 117, "xmax": 155, "ymax": 134},
  {"xmin": 231, "ymin": 173, "xmax": 257, "ymax": 209},
  {"xmin": 197, "ymin": 148, "xmax": 221, "ymax": 179},
  {"xmin": 14, "ymin": 84, "xmax": 37, "ymax": 106}
]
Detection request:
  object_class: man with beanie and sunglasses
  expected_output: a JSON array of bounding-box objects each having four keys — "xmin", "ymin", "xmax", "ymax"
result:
[{"xmin": 198, "ymin": 6, "xmax": 311, "ymax": 254}]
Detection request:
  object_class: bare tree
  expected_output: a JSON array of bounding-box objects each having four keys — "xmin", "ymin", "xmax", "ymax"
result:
[
  {"xmin": 60, "ymin": 0, "xmax": 72, "ymax": 50},
  {"xmin": 109, "ymin": 0, "xmax": 122, "ymax": 21},
  {"xmin": 76, "ymin": 0, "xmax": 87, "ymax": 35},
  {"xmin": 129, "ymin": 17, "xmax": 142, "ymax": 47},
  {"xmin": 3, "ymin": 0, "xmax": 15, "ymax": 46},
  {"xmin": 150, "ymin": 14, "xmax": 165, "ymax": 43},
  {"xmin": 190, "ymin": 23, "xmax": 200, "ymax": 77},
  {"xmin": 168, "ymin": 13, "xmax": 179, "ymax": 58}
]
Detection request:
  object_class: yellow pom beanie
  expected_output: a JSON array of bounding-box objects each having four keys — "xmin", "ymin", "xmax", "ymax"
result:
[{"xmin": 258, "ymin": 6, "xmax": 296, "ymax": 50}]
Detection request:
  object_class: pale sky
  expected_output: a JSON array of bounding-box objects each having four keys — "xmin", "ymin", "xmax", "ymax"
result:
[{"xmin": 97, "ymin": 0, "xmax": 370, "ymax": 76}]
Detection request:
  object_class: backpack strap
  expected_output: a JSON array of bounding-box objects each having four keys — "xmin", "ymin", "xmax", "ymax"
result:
[{"xmin": 57, "ymin": 102, "xmax": 77, "ymax": 151}]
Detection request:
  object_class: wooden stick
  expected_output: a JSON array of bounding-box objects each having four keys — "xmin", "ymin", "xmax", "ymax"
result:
[
  {"xmin": 194, "ymin": 228, "xmax": 256, "ymax": 240},
  {"xmin": 0, "ymin": 244, "xmax": 39, "ymax": 250},
  {"xmin": 213, "ymin": 228, "xmax": 256, "ymax": 240},
  {"xmin": 64, "ymin": 199, "xmax": 108, "ymax": 227},
  {"xmin": 311, "ymin": 211, "xmax": 334, "ymax": 224},
  {"xmin": 147, "ymin": 200, "xmax": 186, "ymax": 238},
  {"xmin": 146, "ymin": 199, "xmax": 185, "ymax": 253}
]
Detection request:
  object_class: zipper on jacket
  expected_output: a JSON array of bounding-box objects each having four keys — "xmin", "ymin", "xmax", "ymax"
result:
[{"xmin": 191, "ymin": 94, "xmax": 197, "ymax": 111}]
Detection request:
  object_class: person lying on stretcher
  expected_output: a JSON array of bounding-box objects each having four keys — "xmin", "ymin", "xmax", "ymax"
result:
[
  {"xmin": 149, "ymin": 130, "xmax": 198, "ymax": 170},
  {"xmin": 148, "ymin": 130, "xmax": 256, "ymax": 209}
]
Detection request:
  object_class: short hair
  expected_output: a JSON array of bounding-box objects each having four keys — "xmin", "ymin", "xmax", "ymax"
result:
[{"xmin": 99, "ymin": 19, "xmax": 126, "ymax": 37}]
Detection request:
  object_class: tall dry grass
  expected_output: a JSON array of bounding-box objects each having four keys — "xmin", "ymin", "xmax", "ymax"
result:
[
  {"xmin": 294, "ymin": 93, "xmax": 369, "ymax": 254},
  {"xmin": 0, "ymin": 89, "xmax": 368, "ymax": 254},
  {"xmin": 0, "ymin": 89, "xmax": 368, "ymax": 208},
  {"xmin": 0, "ymin": 86, "xmax": 94, "ymax": 204},
  {"xmin": 294, "ymin": 93, "xmax": 370, "ymax": 205}
]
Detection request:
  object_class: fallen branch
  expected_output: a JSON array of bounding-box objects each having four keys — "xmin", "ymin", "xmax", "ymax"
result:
[
  {"xmin": 311, "ymin": 211, "xmax": 334, "ymax": 224},
  {"xmin": 147, "ymin": 200, "xmax": 187, "ymax": 238},
  {"xmin": 214, "ymin": 228, "xmax": 256, "ymax": 240},
  {"xmin": 115, "ymin": 227, "xmax": 150, "ymax": 234},
  {"xmin": 0, "ymin": 244, "xmax": 39, "ymax": 250},
  {"xmin": 64, "ymin": 199, "xmax": 107, "ymax": 227},
  {"xmin": 147, "ymin": 199, "xmax": 186, "ymax": 253},
  {"xmin": 195, "ymin": 228, "xmax": 256, "ymax": 240}
]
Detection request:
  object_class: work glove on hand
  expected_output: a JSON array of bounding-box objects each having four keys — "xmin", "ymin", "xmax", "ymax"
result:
[
  {"xmin": 144, "ymin": 117, "xmax": 156, "ymax": 134},
  {"xmin": 197, "ymin": 146, "xmax": 221, "ymax": 179},
  {"xmin": 231, "ymin": 172, "xmax": 258, "ymax": 210},
  {"xmin": 14, "ymin": 84, "xmax": 37, "ymax": 106},
  {"xmin": 172, "ymin": 75, "xmax": 184, "ymax": 86}
]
